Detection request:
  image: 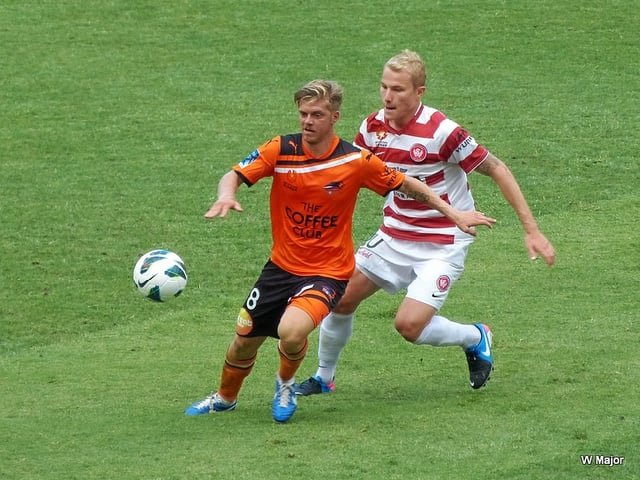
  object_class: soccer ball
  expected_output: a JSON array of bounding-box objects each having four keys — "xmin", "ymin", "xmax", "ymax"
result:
[{"xmin": 132, "ymin": 249, "xmax": 188, "ymax": 302}]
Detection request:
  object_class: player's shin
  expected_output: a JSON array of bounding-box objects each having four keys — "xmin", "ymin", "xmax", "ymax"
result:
[
  {"xmin": 218, "ymin": 356, "xmax": 256, "ymax": 402},
  {"xmin": 316, "ymin": 312, "xmax": 354, "ymax": 382},
  {"xmin": 414, "ymin": 315, "xmax": 480, "ymax": 347}
]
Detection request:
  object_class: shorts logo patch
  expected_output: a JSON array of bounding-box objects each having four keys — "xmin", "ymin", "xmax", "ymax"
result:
[
  {"xmin": 321, "ymin": 285, "xmax": 337, "ymax": 302},
  {"xmin": 436, "ymin": 275, "xmax": 451, "ymax": 292},
  {"xmin": 236, "ymin": 307, "xmax": 253, "ymax": 335}
]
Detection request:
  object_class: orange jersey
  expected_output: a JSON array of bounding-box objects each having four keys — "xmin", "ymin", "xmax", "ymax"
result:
[{"xmin": 232, "ymin": 134, "xmax": 405, "ymax": 279}]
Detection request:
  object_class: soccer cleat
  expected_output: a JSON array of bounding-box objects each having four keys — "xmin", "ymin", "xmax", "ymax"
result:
[
  {"xmin": 272, "ymin": 378, "xmax": 298, "ymax": 423},
  {"xmin": 293, "ymin": 375, "xmax": 335, "ymax": 396},
  {"xmin": 464, "ymin": 324, "xmax": 493, "ymax": 389},
  {"xmin": 184, "ymin": 391, "xmax": 237, "ymax": 416}
]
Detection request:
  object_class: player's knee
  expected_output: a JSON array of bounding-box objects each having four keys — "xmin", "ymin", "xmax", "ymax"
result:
[
  {"xmin": 332, "ymin": 296, "xmax": 360, "ymax": 315},
  {"xmin": 278, "ymin": 323, "xmax": 310, "ymax": 345},
  {"xmin": 394, "ymin": 316, "xmax": 423, "ymax": 343}
]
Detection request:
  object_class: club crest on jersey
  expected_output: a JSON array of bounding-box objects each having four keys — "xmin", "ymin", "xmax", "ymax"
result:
[
  {"xmin": 323, "ymin": 181, "xmax": 344, "ymax": 195},
  {"xmin": 410, "ymin": 143, "xmax": 427, "ymax": 163},
  {"xmin": 376, "ymin": 130, "xmax": 388, "ymax": 142},
  {"xmin": 283, "ymin": 169, "xmax": 298, "ymax": 191},
  {"xmin": 436, "ymin": 275, "xmax": 451, "ymax": 292}
]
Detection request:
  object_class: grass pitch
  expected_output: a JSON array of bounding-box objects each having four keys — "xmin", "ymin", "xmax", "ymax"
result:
[{"xmin": 1, "ymin": 1, "xmax": 638, "ymax": 479}]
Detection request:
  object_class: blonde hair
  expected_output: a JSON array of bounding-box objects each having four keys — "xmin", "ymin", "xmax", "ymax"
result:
[
  {"xmin": 384, "ymin": 49, "xmax": 427, "ymax": 88},
  {"xmin": 294, "ymin": 79, "xmax": 343, "ymax": 112}
]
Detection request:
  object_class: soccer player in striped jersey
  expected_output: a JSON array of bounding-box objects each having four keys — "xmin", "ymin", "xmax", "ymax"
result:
[
  {"xmin": 296, "ymin": 50, "xmax": 556, "ymax": 395},
  {"xmin": 184, "ymin": 79, "xmax": 494, "ymax": 423}
]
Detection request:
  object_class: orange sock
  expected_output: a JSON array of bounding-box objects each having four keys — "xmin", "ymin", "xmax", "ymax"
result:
[
  {"xmin": 277, "ymin": 339, "xmax": 308, "ymax": 382},
  {"xmin": 218, "ymin": 354, "xmax": 256, "ymax": 402}
]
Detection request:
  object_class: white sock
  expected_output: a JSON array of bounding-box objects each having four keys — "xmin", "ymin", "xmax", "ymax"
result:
[
  {"xmin": 315, "ymin": 312, "xmax": 354, "ymax": 383},
  {"xmin": 414, "ymin": 315, "xmax": 480, "ymax": 348}
]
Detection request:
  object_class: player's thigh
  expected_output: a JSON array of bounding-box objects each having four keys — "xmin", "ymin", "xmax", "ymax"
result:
[
  {"xmin": 335, "ymin": 268, "xmax": 381, "ymax": 314},
  {"xmin": 286, "ymin": 276, "xmax": 347, "ymax": 329},
  {"xmin": 237, "ymin": 262, "xmax": 295, "ymax": 338},
  {"xmin": 277, "ymin": 306, "xmax": 316, "ymax": 343},
  {"xmin": 355, "ymin": 235, "xmax": 414, "ymax": 294},
  {"xmin": 406, "ymin": 259, "xmax": 465, "ymax": 310}
]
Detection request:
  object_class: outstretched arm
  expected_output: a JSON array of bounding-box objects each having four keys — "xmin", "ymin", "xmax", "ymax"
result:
[
  {"xmin": 204, "ymin": 171, "xmax": 244, "ymax": 218},
  {"xmin": 398, "ymin": 176, "xmax": 496, "ymax": 236},
  {"xmin": 475, "ymin": 153, "xmax": 556, "ymax": 266}
]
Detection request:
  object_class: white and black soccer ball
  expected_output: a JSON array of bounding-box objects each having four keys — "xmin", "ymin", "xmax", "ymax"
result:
[{"xmin": 133, "ymin": 249, "xmax": 188, "ymax": 302}]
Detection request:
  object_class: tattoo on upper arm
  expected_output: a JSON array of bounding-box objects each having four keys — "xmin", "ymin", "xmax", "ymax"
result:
[{"xmin": 476, "ymin": 155, "xmax": 499, "ymax": 176}]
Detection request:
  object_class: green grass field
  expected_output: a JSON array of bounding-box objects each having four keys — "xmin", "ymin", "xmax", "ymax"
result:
[{"xmin": 1, "ymin": 1, "xmax": 638, "ymax": 479}]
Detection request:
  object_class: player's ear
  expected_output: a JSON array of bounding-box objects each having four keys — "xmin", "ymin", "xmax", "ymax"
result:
[{"xmin": 332, "ymin": 110, "xmax": 340, "ymax": 124}]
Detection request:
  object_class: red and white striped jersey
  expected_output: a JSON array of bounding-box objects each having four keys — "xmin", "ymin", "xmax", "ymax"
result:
[{"xmin": 354, "ymin": 104, "xmax": 489, "ymax": 244}]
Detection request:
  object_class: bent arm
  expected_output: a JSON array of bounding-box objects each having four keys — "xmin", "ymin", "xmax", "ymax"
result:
[
  {"xmin": 475, "ymin": 153, "xmax": 556, "ymax": 265},
  {"xmin": 204, "ymin": 170, "xmax": 244, "ymax": 218},
  {"xmin": 398, "ymin": 176, "xmax": 496, "ymax": 235}
]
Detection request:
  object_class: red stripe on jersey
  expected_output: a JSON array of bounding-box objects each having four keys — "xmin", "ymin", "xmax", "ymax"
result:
[
  {"xmin": 437, "ymin": 128, "xmax": 488, "ymax": 174},
  {"xmin": 379, "ymin": 147, "xmax": 441, "ymax": 165},
  {"xmin": 459, "ymin": 147, "xmax": 489, "ymax": 173},
  {"xmin": 439, "ymin": 126, "xmax": 469, "ymax": 160},
  {"xmin": 402, "ymin": 109, "xmax": 446, "ymax": 138},
  {"xmin": 380, "ymin": 225, "xmax": 455, "ymax": 244},
  {"xmin": 383, "ymin": 205, "xmax": 456, "ymax": 228},
  {"xmin": 392, "ymin": 192, "xmax": 450, "ymax": 211},
  {"xmin": 425, "ymin": 170, "xmax": 445, "ymax": 186}
]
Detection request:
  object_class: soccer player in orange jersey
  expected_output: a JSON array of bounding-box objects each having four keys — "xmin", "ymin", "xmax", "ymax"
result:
[{"xmin": 184, "ymin": 79, "xmax": 495, "ymax": 423}]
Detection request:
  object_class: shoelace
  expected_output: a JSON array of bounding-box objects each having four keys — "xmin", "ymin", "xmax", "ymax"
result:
[
  {"xmin": 192, "ymin": 396, "xmax": 213, "ymax": 410},
  {"xmin": 277, "ymin": 383, "xmax": 293, "ymax": 407}
]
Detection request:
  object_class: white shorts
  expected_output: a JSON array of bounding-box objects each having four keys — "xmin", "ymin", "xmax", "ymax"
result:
[{"xmin": 355, "ymin": 230, "xmax": 472, "ymax": 310}]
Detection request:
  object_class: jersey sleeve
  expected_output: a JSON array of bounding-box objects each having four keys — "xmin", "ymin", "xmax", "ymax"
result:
[
  {"xmin": 440, "ymin": 125, "xmax": 488, "ymax": 174},
  {"xmin": 232, "ymin": 136, "xmax": 281, "ymax": 186},
  {"xmin": 353, "ymin": 120, "xmax": 368, "ymax": 149},
  {"xmin": 360, "ymin": 150, "xmax": 405, "ymax": 196}
]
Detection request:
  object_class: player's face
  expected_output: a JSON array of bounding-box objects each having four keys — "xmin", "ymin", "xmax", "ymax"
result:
[
  {"xmin": 380, "ymin": 67, "xmax": 425, "ymax": 130},
  {"xmin": 298, "ymin": 99, "xmax": 339, "ymax": 145}
]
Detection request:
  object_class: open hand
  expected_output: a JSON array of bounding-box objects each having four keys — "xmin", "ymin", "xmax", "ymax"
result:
[
  {"xmin": 204, "ymin": 198, "xmax": 244, "ymax": 218},
  {"xmin": 455, "ymin": 211, "xmax": 496, "ymax": 236}
]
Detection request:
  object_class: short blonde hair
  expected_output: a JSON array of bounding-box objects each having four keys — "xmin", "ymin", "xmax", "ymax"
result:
[
  {"xmin": 294, "ymin": 79, "xmax": 343, "ymax": 112},
  {"xmin": 384, "ymin": 49, "xmax": 427, "ymax": 88}
]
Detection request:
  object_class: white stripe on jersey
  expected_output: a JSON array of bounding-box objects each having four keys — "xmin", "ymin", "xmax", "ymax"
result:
[{"xmin": 273, "ymin": 152, "xmax": 362, "ymax": 174}]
